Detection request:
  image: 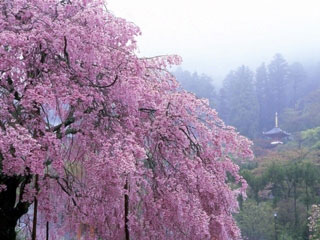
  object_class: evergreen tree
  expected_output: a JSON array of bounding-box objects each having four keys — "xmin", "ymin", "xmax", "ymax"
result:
[
  {"xmin": 218, "ymin": 70, "xmax": 236, "ymax": 122},
  {"xmin": 255, "ymin": 63, "xmax": 272, "ymax": 131},
  {"xmin": 174, "ymin": 68, "xmax": 218, "ymax": 108},
  {"xmin": 220, "ymin": 66, "xmax": 259, "ymax": 138},
  {"xmin": 268, "ymin": 54, "xmax": 288, "ymax": 113},
  {"xmin": 287, "ymin": 62, "xmax": 306, "ymax": 108}
]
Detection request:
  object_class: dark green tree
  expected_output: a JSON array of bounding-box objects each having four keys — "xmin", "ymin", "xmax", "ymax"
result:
[
  {"xmin": 241, "ymin": 169, "xmax": 267, "ymax": 204},
  {"xmin": 218, "ymin": 70, "xmax": 236, "ymax": 121},
  {"xmin": 268, "ymin": 54, "xmax": 288, "ymax": 113},
  {"xmin": 236, "ymin": 200, "xmax": 275, "ymax": 240},
  {"xmin": 287, "ymin": 62, "xmax": 306, "ymax": 108},
  {"xmin": 282, "ymin": 89, "xmax": 320, "ymax": 132},
  {"xmin": 219, "ymin": 66, "xmax": 259, "ymax": 138},
  {"xmin": 255, "ymin": 63, "xmax": 272, "ymax": 131},
  {"xmin": 173, "ymin": 68, "xmax": 218, "ymax": 108}
]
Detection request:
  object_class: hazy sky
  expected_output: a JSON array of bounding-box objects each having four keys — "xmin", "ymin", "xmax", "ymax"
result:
[{"xmin": 107, "ymin": 0, "xmax": 320, "ymax": 83}]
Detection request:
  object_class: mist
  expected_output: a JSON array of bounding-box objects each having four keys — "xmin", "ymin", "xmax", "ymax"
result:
[{"xmin": 108, "ymin": 0, "xmax": 320, "ymax": 84}]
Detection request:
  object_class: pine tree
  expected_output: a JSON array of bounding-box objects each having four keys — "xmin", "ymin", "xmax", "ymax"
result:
[
  {"xmin": 287, "ymin": 62, "xmax": 306, "ymax": 108},
  {"xmin": 255, "ymin": 63, "xmax": 271, "ymax": 131},
  {"xmin": 220, "ymin": 66, "xmax": 259, "ymax": 138},
  {"xmin": 268, "ymin": 54, "xmax": 288, "ymax": 113}
]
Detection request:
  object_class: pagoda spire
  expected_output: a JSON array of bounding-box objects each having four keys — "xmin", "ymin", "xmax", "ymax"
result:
[{"xmin": 263, "ymin": 112, "xmax": 290, "ymax": 146}]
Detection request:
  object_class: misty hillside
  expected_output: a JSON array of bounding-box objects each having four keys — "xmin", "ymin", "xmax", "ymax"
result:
[
  {"xmin": 174, "ymin": 54, "xmax": 320, "ymax": 139},
  {"xmin": 174, "ymin": 54, "xmax": 320, "ymax": 240}
]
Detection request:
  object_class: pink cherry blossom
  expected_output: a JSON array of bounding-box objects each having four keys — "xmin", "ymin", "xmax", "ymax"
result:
[{"xmin": 0, "ymin": 0, "xmax": 253, "ymax": 239}]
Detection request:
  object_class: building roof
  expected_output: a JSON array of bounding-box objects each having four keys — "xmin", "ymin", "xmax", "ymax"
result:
[
  {"xmin": 263, "ymin": 127, "xmax": 290, "ymax": 138},
  {"xmin": 263, "ymin": 112, "xmax": 290, "ymax": 139}
]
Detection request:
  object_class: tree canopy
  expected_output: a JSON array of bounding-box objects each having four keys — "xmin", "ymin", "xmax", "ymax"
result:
[{"xmin": 0, "ymin": 0, "xmax": 252, "ymax": 239}]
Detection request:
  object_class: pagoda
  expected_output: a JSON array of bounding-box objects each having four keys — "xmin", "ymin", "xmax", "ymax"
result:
[{"xmin": 263, "ymin": 112, "xmax": 290, "ymax": 145}]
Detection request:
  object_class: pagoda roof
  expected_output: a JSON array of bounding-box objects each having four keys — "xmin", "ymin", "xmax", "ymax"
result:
[
  {"xmin": 263, "ymin": 112, "xmax": 290, "ymax": 139},
  {"xmin": 263, "ymin": 127, "xmax": 290, "ymax": 138}
]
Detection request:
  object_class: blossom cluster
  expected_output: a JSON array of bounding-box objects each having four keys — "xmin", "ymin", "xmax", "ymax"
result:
[{"xmin": 0, "ymin": 0, "xmax": 253, "ymax": 239}]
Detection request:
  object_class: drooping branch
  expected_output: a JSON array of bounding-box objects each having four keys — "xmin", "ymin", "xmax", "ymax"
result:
[
  {"xmin": 87, "ymin": 75, "xmax": 119, "ymax": 89},
  {"xmin": 63, "ymin": 36, "xmax": 70, "ymax": 67}
]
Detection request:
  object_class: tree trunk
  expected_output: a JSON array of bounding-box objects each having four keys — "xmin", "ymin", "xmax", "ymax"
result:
[
  {"xmin": 46, "ymin": 222, "xmax": 49, "ymax": 240},
  {"xmin": 124, "ymin": 179, "xmax": 129, "ymax": 240},
  {"xmin": 0, "ymin": 219, "xmax": 17, "ymax": 240},
  {"xmin": 306, "ymin": 183, "xmax": 309, "ymax": 212},
  {"xmin": 32, "ymin": 174, "xmax": 39, "ymax": 240},
  {"xmin": 0, "ymin": 175, "xmax": 32, "ymax": 240},
  {"xmin": 293, "ymin": 181, "xmax": 298, "ymax": 228},
  {"xmin": 31, "ymin": 196, "xmax": 38, "ymax": 240}
]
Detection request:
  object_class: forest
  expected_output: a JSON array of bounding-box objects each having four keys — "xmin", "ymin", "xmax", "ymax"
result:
[{"xmin": 174, "ymin": 55, "xmax": 320, "ymax": 239}]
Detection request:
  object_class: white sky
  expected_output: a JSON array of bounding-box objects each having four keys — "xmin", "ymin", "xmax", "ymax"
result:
[{"xmin": 107, "ymin": 0, "xmax": 320, "ymax": 83}]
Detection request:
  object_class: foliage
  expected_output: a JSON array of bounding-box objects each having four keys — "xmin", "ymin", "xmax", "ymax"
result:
[
  {"xmin": 301, "ymin": 127, "xmax": 320, "ymax": 149},
  {"xmin": 0, "ymin": 0, "xmax": 253, "ymax": 239},
  {"xmin": 282, "ymin": 90, "xmax": 320, "ymax": 133},
  {"xmin": 240, "ymin": 169, "xmax": 266, "ymax": 203},
  {"xmin": 235, "ymin": 200, "xmax": 275, "ymax": 240},
  {"xmin": 287, "ymin": 62, "xmax": 306, "ymax": 108},
  {"xmin": 218, "ymin": 66, "xmax": 259, "ymax": 138},
  {"xmin": 217, "ymin": 53, "xmax": 319, "ymax": 139},
  {"xmin": 309, "ymin": 205, "xmax": 320, "ymax": 240},
  {"xmin": 255, "ymin": 63, "xmax": 271, "ymax": 131},
  {"xmin": 268, "ymin": 53, "xmax": 288, "ymax": 114},
  {"xmin": 173, "ymin": 67, "xmax": 218, "ymax": 108},
  {"xmin": 238, "ymin": 146, "xmax": 320, "ymax": 240}
]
